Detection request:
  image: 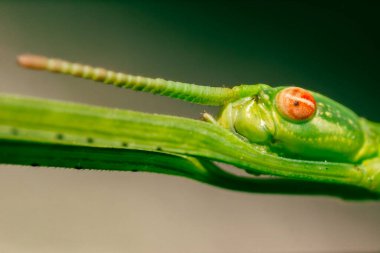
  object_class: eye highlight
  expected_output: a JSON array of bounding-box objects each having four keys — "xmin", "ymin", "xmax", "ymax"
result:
[{"xmin": 276, "ymin": 87, "xmax": 316, "ymax": 121}]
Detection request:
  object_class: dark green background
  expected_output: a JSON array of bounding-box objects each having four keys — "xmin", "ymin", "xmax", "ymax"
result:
[
  {"xmin": 2, "ymin": 1, "xmax": 379, "ymax": 119},
  {"xmin": 0, "ymin": 1, "xmax": 379, "ymax": 252}
]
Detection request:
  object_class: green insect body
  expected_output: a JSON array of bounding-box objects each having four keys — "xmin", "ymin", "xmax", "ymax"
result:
[
  {"xmin": 0, "ymin": 54, "xmax": 379, "ymax": 198},
  {"xmin": 218, "ymin": 87, "xmax": 379, "ymax": 163}
]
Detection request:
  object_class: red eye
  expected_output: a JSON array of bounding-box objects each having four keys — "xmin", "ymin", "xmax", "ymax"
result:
[{"xmin": 276, "ymin": 87, "xmax": 316, "ymax": 121}]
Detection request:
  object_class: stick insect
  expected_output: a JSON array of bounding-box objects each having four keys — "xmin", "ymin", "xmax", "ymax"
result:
[{"xmin": 0, "ymin": 54, "xmax": 379, "ymax": 200}]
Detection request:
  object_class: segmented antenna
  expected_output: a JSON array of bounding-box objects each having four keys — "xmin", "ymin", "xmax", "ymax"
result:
[{"xmin": 17, "ymin": 54, "xmax": 261, "ymax": 106}]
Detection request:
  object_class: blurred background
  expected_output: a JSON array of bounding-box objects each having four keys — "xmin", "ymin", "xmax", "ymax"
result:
[{"xmin": 0, "ymin": 1, "xmax": 379, "ymax": 252}]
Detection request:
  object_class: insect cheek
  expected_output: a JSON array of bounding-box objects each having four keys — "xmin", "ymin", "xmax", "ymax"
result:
[{"xmin": 276, "ymin": 87, "xmax": 317, "ymax": 121}]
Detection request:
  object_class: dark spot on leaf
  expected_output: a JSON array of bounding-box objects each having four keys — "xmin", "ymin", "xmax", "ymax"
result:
[
  {"xmin": 11, "ymin": 128, "xmax": 19, "ymax": 135},
  {"xmin": 87, "ymin": 137, "xmax": 94, "ymax": 144},
  {"xmin": 122, "ymin": 142, "xmax": 128, "ymax": 147},
  {"xmin": 156, "ymin": 146, "xmax": 162, "ymax": 151},
  {"xmin": 56, "ymin": 133, "xmax": 64, "ymax": 140}
]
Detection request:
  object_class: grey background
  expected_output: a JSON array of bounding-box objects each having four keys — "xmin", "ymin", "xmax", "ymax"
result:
[{"xmin": 0, "ymin": 1, "xmax": 379, "ymax": 252}]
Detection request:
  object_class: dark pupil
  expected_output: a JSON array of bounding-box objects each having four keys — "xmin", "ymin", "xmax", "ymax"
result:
[{"xmin": 293, "ymin": 101, "xmax": 300, "ymax": 106}]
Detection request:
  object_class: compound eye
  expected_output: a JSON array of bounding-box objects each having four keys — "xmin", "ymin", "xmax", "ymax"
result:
[{"xmin": 276, "ymin": 87, "xmax": 316, "ymax": 121}]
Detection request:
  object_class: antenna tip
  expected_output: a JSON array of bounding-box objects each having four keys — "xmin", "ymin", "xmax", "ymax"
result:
[{"xmin": 17, "ymin": 54, "xmax": 48, "ymax": 70}]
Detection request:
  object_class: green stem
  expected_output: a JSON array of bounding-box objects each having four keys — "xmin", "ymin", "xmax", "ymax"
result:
[
  {"xmin": 0, "ymin": 94, "xmax": 366, "ymax": 189},
  {"xmin": 1, "ymin": 139, "xmax": 376, "ymax": 200}
]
